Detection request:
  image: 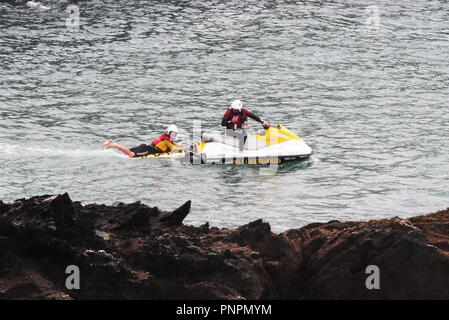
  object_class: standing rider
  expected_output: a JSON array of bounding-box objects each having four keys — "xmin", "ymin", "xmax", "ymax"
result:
[
  {"xmin": 221, "ymin": 100, "xmax": 270, "ymax": 130},
  {"xmin": 102, "ymin": 124, "xmax": 180, "ymax": 158}
]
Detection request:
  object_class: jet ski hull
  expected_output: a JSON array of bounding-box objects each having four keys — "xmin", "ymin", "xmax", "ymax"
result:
[{"xmin": 191, "ymin": 153, "xmax": 312, "ymax": 165}]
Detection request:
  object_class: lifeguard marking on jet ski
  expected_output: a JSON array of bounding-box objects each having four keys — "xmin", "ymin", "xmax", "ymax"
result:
[{"xmin": 232, "ymin": 158, "xmax": 281, "ymax": 165}]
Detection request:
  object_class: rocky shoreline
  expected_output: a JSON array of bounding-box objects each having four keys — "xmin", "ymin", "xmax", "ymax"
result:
[{"xmin": 0, "ymin": 193, "xmax": 448, "ymax": 299}]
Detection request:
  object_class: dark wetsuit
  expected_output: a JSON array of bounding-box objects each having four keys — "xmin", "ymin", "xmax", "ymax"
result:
[
  {"xmin": 130, "ymin": 144, "xmax": 159, "ymax": 157},
  {"xmin": 221, "ymin": 108, "xmax": 264, "ymax": 129},
  {"xmin": 130, "ymin": 133, "xmax": 176, "ymax": 157}
]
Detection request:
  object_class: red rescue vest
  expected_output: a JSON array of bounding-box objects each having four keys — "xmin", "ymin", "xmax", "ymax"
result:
[
  {"xmin": 152, "ymin": 133, "xmax": 174, "ymax": 149},
  {"xmin": 225, "ymin": 109, "xmax": 250, "ymax": 129}
]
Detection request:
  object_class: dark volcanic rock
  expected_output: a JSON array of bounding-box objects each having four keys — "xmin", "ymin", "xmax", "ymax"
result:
[{"xmin": 1, "ymin": 193, "xmax": 449, "ymax": 299}]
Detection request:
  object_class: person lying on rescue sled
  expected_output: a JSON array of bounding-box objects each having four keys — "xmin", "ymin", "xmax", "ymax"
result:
[
  {"xmin": 221, "ymin": 100, "xmax": 270, "ymax": 130},
  {"xmin": 101, "ymin": 125, "xmax": 181, "ymax": 158}
]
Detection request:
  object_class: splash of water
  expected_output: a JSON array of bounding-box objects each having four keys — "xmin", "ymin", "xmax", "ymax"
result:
[{"xmin": 0, "ymin": 143, "xmax": 125, "ymax": 159}]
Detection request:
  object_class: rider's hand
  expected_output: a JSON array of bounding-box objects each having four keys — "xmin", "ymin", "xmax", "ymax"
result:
[
  {"xmin": 262, "ymin": 121, "xmax": 270, "ymax": 129},
  {"xmin": 231, "ymin": 115, "xmax": 239, "ymax": 124}
]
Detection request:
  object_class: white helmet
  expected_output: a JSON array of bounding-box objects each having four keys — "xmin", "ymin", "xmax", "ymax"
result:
[
  {"xmin": 166, "ymin": 124, "xmax": 178, "ymax": 134},
  {"xmin": 231, "ymin": 99, "xmax": 243, "ymax": 112}
]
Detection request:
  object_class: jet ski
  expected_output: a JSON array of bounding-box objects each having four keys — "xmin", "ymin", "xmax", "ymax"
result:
[{"xmin": 187, "ymin": 124, "xmax": 313, "ymax": 165}]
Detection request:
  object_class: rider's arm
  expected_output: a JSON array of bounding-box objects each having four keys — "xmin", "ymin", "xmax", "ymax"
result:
[
  {"xmin": 244, "ymin": 109, "xmax": 263, "ymax": 123},
  {"xmin": 244, "ymin": 109, "xmax": 270, "ymax": 129},
  {"xmin": 164, "ymin": 141, "xmax": 183, "ymax": 153},
  {"xmin": 221, "ymin": 109, "xmax": 233, "ymax": 127}
]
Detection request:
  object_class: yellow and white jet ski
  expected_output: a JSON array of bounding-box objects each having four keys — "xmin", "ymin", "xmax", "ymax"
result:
[{"xmin": 188, "ymin": 124, "xmax": 313, "ymax": 165}]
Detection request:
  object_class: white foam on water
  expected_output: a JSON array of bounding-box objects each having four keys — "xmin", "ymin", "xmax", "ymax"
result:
[
  {"xmin": 0, "ymin": 143, "xmax": 126, "ymax": 159},
  {"xmin": 26, "ymin": 1, "xmax": 50, "ymax": 11}
]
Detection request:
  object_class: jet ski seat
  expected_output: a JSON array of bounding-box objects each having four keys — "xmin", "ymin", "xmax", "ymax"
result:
[{"xmin": 201, "ymin": 132, "xmax": 268, "ymax": 150}]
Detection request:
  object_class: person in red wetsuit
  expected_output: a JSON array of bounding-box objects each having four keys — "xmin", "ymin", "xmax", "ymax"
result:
[
  {"xmin": 101, "ymin": 124, "xmax": 180, "ymax": 158},
  {"xmin": 221, "ymin": 100, "xmax": 270, "ymax": 130}
]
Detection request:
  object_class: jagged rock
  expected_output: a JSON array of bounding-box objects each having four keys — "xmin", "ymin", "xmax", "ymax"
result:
[
  {"xmin": 159, "ymin": 200, "xmax": 191, "ymax": 227},
  {"xmin": 0, "ymin": 193, "xmax": 449, "ymax": 299},
  {"xmin": 76, "ymin": 199, "xmax": 191, "ymax": 233}
]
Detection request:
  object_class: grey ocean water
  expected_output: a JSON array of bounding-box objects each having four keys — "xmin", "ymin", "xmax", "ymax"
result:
[{"xmin": 1, "ymin": 0, "xmax": 448, "ymax": 232}]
